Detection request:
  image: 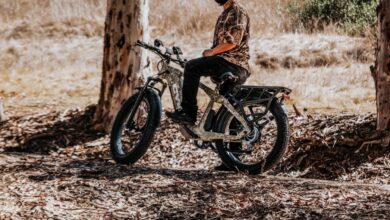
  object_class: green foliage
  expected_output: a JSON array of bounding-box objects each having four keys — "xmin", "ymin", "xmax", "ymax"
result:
[{"xmin": 289, "ymin": 0, "xmax": 378, "ymax": 35}]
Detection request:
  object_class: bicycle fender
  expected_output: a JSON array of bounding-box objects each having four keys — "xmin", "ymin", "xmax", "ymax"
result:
[{"xmin": 145, "ymin": 88, "xmax": 162, "ymax": 128}]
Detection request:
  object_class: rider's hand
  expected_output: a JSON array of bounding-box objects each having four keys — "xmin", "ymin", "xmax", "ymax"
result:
[{"xmin": 203, "ymin": 49, "xmax": 214, "ymax": 57}]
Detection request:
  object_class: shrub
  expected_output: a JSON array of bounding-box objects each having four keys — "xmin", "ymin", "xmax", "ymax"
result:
[{"xmin": 289, "ymin": 0, "xmax": 378, "ymax": 35}]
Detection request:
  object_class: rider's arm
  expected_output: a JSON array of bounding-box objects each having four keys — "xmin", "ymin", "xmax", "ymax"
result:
[
  {"xmin": 211, "ymin": 43, "xmax": 237, "ymax": 55},
  {"xmin": 204, "ymin": 10, "xmax": 248, "ymax": 57},
  {"xmin": 204, "ymin": 43, "xmax": 236, "ymax": 56}
]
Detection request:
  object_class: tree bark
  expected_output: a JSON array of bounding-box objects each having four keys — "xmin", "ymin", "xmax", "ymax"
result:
[
  {"xmin": 375, "ymin": 0, "xmax": 390, "ymax": 131},
  {"xmin": 0, "ymin": 99, "xmax": 7, "ymax": 122},
  {"xmin": 93, "ymin": 0, "xmax": 150, "ymax": 132}
]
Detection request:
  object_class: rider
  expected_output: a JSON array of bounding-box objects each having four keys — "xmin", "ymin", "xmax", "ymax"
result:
[{"xmin": 166, "ymin": 0, "xmax": 250, "ymax": 125}]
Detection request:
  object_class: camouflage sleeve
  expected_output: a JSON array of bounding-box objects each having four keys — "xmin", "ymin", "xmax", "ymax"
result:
[{"xmin": 222, "ymin": 10, "xmax": 247, "ymax": 45}]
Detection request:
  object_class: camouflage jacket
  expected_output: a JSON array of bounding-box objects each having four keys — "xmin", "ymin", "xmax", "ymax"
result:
[{"xmin": 212, "ymin": 0, "xmax": 250, "ymax": 72}]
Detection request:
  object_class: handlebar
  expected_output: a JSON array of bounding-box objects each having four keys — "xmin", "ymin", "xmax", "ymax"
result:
[{"xmin": 136, "ymin": 40, "xmax": 187, "ymax": 68}]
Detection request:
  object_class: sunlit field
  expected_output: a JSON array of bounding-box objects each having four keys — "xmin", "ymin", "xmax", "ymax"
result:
[{"xmin": 0, "ymin": 0, "xmax": 376, "ymax": 116}]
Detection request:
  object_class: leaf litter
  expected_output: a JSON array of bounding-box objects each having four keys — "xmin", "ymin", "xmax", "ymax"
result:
[{"xmin": 0, "ymin": 106, "xmax": 389, "ymax": 219}]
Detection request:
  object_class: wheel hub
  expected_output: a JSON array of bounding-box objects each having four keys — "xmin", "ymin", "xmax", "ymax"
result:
[{"xmin": 245, "ymin": 126, "xmax": 261, "ymax": 144}]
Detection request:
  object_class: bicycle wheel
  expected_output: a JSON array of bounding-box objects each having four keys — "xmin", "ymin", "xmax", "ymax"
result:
[
  {"xmin": 110, "ymin": 89, "xmax": 161, "ymax": 164},
  {"xmin": 215, "ymin": 100, "xmax": 289, "ymax": 174}
]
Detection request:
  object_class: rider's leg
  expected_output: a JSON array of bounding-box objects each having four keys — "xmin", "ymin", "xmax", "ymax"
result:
[
  {"xmin": 167, "ymin": 56, "xmax": 244, "ymax": 125},
  {"xmin": 182, "ymin": 56, "xmax": 243, "ymax": 114}
]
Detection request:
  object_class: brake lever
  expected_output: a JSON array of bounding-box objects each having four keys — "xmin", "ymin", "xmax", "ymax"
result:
[{"xmin": 172, "ymin": 46, "xmax": 183, "ymax": 55}]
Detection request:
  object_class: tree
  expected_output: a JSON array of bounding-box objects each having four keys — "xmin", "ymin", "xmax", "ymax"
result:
[
  {"xmin": 375, "ymin": 0, "xmax": 390, "ymax": 131},
  {"xmin": 0, "ymin": 99, "xmax": 7, "ymax": 122},
  {"xmin": 93, "ymin": 0, "xmax": 150, "ymax": 132}
]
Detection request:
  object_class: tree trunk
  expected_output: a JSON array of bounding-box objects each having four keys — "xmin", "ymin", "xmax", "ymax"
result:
[
  {"xmin": 375, "ymin": 0, "xmax": 390, "ymax": 131},
  {"xmin": 0, "ymin": 100, "xmax": 7, "ymax": 122},
  {"xmin": 93, "ymin": 0, "xmax": 150, "ymax": 132}
]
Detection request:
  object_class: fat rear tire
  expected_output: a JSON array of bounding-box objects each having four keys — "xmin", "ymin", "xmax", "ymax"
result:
[{"xmin": 215, "ymin": 100, "xmax": 289, "ymax": 174}]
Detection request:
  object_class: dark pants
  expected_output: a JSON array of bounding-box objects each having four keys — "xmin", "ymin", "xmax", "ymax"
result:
[{"xmin": 181, "ymin": 56, "xmax": 248, "ymax": 119}]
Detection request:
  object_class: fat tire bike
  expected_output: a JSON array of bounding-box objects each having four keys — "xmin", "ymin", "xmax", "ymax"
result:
[{"xmin": 110, "ymin": 39, "xmax": 292, "ymax": 174}]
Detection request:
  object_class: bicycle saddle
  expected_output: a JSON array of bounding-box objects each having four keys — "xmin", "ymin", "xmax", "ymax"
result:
[{"xmin": 211, "ymin": 72, "xmax": 239, "ymax": 84}]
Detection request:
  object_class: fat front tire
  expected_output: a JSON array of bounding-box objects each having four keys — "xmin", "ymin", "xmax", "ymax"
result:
[
  {"xmin": 110, "ymin": 89, "xmax": 161, "ymax": 164},
  {"xmin": 216, "ymin": 100, "xmax": 289, "ymax": 174}
]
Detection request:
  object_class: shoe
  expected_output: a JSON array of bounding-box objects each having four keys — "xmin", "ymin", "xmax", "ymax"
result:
[{"xmin": 166, "ymin": 110, "xmax": 196, "ymax": 126}]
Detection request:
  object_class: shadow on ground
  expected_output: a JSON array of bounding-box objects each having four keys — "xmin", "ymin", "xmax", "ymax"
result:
[
  {"xmin": 8, "ymin": 158, "xmax": 390, "ymax": 219},
  {"xmin": 2, "ymin": 105, "xmax": 105, "ymax": 155},
  {"xmin": 25, "ymin": 159, "xmax": 232, "ymax": 182},
  {"xmin": 274, "ymin": 143, "xmax": 390, "ymax": 180},
  {"xmin": 1, "ymin": 107, "xmax": 389, "ymax": 182}
]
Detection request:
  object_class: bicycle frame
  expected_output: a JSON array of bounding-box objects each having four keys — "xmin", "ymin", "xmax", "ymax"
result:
[
  {"xmin": 146, "ymin": 63, "xmax": 251, "ymax": 142},
  {"xmin": 109, "ymin": 40, "xmax": 292, "ymax": 173},
  {"xmin": 134, "ymin": 40, "xmax": 290, "ymax": 143}
]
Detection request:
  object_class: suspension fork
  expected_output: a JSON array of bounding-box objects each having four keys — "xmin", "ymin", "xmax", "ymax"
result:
[{"xmin": 127, "ymin": 77, "xmax": 153, "ymax": 125}]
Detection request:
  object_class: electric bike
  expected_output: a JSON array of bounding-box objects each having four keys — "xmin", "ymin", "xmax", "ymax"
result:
[{"xmin": 110, "ymin": 39, "xmax": 291, "ymax": 174}]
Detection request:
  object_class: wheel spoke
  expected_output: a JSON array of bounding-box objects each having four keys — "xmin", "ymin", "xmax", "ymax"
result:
[
  {"xmin": 115, "ymin": 99, "xmax": 150, "ymax": 156},
  {"xmin": 223, "ymin": 102, "xmax": 279, "ymax": 166}
]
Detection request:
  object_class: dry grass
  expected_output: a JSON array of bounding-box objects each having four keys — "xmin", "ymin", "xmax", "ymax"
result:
[
  {"xmin": 151, "ymin": 0, "xmax": 294, "ymax": 38},
  {"xmin": 0, "ymin": 0, "xmax": 293, "ymax": 39},
  {"xmin": 0, "ymin": 0, "xmax": 377, "ymax": 115}
]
